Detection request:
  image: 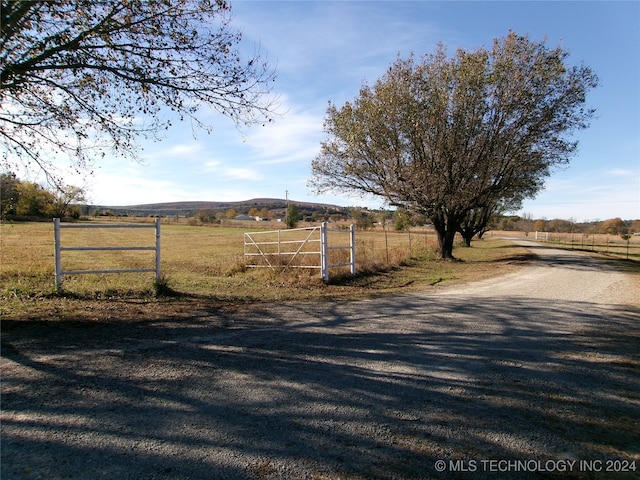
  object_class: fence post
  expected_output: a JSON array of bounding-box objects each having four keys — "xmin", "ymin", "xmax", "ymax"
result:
[
  {"xmin": 155, "ymin": 218, "xmax": 161, "ymax": 281},
  {"xmin": 321, "ymin": 222, "xmax": 329, "ymax": 281},
  {"xmin": 54, "ymin": 218, "xmax": 62, "ymax": 291},
  {"xmin": 349, "ymin": 223, "xmax": 356, "ymax": 276}
]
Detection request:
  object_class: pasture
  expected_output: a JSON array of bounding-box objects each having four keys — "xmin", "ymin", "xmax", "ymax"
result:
[
  {"xmin": 532, "ymin": 230, "xmax": 640, "ymax": 261},
  {"xmin": 2, "ymin": 219, "xmax": 527, "ymax": 305},
  {"xmin": 2, "ymin": 219, "xmax": 638, "ymax": 319}
]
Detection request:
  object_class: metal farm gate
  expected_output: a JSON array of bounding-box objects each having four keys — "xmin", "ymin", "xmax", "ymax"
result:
[
  {"xmin": 244, "ymin": 222, "xmax": 355, "ymax": 281},
  {"xmin": 53, "ymin": 218, "xmax": 161, "ymax": 291}
]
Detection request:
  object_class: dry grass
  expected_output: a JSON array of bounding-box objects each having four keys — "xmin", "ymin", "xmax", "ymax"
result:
[
  {"xmin": 531, "ymin": 231, "xmax": 640, "ymax": 260},
  {"xmin": 3, "ymin": 219, "xmax": 633, "ymax": 322}
]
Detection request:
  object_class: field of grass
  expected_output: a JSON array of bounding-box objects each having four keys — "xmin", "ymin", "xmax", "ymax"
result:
[
  {"xmin": 2, "ymin": 219, "xmax": 636, "ymax": 321},
  {"xmin": 531, "ymin": 231, "xmax": 640, "ymax": 260}
]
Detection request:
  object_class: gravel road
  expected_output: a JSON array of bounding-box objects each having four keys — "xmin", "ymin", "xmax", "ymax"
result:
[{"xmin": 2, "ymin": 240, "xmax": 639, "ymax": 479}]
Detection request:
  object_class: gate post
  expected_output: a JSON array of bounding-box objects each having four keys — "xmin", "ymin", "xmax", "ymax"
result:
[
  {"xmin": 321, "ymin": 222, "xmax": 329, "ymax": 281},
  {"xmin": 155, "ymin": 218, "xmax": 161, "ymax": 281},
  {"xmin": 54, "ymin": 218, "xmax": 62, "ymax": 291},
  {"xmin": 349, "ymin": 223, "xmax": 356, "ymax": 276}
]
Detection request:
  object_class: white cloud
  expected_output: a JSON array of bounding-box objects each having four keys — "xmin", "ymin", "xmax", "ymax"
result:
[
  {"xmin": 201, "ymin": 160, "xmax": 262, "ymax": 181},
  {"xmin": 89, "ymin": 174, "xmax": 183, "ymax": 206},
  {"xmin": 244, "ymin": 107, "xmax": 323, "ymax": 165},
  {"xmin": 608, "ymin": 168, "xmax": 636, "ymax": 177},
  {"xmin": 163, "ymin": 143, "xmax": 204, "ymax": 157}
]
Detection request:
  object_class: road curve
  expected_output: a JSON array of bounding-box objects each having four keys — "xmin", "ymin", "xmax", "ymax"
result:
[{"xmin": 435, "ymin": 238, "xmax": 639, "ymax": 306}]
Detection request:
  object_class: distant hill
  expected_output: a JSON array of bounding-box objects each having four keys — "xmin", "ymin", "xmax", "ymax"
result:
[{"xmin": 94, "ymin": 198, "xmax": 346, "ymax": 217}]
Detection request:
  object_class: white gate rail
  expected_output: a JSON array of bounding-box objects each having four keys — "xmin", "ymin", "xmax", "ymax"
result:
[
  {"xmin": 321, "ymin": 223, "xmax": 356, "ymax": 281},
  {"xmin": 53, "ymin": 218, "xmax": 161, "ymax": 290},
  {"xmin": 244, "ymin": 222, "xmax": 355, "ymax": 281}
]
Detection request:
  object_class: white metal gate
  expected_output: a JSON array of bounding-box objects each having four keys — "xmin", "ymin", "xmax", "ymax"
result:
[
  {"xmin": 244, "ymin": 222, "xmax": 355, "ymax": 281},
  {"xmin": 53, "ymin": 218, "xmax": 161, "ymax": 291}
]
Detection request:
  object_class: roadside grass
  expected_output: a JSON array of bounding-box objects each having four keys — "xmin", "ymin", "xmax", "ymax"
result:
[
  {"xmin": 532, "ymin": 232, "xmax": 640, "ymax": 261},
  {"xmin": 3, "ymin": 219, "xmax": 634, "ymax": 322}
]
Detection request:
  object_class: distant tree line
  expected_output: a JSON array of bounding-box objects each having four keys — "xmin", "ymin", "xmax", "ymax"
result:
[
  {"xmin": 1, "ymin": 172, "xmax": 86, "ymax": 220},
  {"xmin": 193, "ymin": 204, "xmax": 349, "ymax": 227},
  {"xmin": 352, "ymin": 208, "xmax": 640, "ymax": 240},
  {"xmin": 496, "ymin": 214, "xmax": 640, "ymax": 236}
]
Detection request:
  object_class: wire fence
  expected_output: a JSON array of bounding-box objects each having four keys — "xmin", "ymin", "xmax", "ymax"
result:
[{"xmin": 534, "ymin": 231, "xmax": 640, "ymax": 260}]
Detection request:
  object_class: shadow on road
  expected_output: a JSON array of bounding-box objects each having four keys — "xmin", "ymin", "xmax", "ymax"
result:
[{"xmin": 2, "ymin": 294, "xmax": 639, "ymax": 479}]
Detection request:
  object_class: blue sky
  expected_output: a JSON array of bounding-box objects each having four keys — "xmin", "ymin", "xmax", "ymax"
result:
[{"xmin": 55, "ymin": 1, "xmax": 640, "ymax": 221}]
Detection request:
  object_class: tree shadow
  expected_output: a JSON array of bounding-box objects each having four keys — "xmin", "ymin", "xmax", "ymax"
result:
[{"xmin": 2, "ymin": 294, "xmax": 639, "ymax": 479}]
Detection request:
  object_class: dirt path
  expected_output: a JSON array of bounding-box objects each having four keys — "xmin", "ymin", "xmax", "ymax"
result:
[
  {"xmin": 2, "ymin": 241, "xmax": 639, "ymax": 479},
  {"xmin": 439, "ymin": 239, "xmax": 639, "ymax": 304}
]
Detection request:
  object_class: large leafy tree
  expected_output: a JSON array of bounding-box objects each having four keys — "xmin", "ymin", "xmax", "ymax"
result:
[
  {"xmin": 310, "ymin": 33, "xmax": 598, "ymax": 258},
  {"xmin": 1, "ymin": 0, "xmax": 276, "ymax": 180}
]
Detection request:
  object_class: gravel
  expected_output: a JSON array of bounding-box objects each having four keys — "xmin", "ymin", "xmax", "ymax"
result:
[{"xmin": 2, "ymin": 240, "xmax": 639, "ymax": 479}]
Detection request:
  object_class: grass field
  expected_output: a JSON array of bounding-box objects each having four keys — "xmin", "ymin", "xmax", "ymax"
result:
[
  {"xmin": 2, "ymin": 219, "xmax": 638, "ymax": 320},
  {"xmin": 532, "ymin": 231, "xmax": 640, "ymax": 261}
]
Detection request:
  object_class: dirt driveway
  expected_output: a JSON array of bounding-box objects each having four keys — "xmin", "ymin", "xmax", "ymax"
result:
[{"xmin": 2, "ymin": 240, "xmax": 639, "ymax": 479}]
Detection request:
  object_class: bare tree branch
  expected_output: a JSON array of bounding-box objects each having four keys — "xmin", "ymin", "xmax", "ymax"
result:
[{"xmin": 1, "ymin": 0, "xmax": 278, "ymax": 179}]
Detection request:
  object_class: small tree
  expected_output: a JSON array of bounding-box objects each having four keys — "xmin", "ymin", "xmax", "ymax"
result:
[
  {"xmin": 196, "ymin": 209, "xmax": 217, "ymax": 224},
  {"xmin": 285, "ymin": 204, "xmax": 299, "ymax": 229},
  {"xmin": 393, "ymin": 208, "xmax": 413, "ymax": 231},
  {"xmin": 51, "ymin": 185, "xmax": 86, "ymax": 218},
  {"xmin": 259, "ymin": 207, "xmax": 271, "ymax": 219},
  {"xmin": 0, "ymin": 171, "xmax": 19, "ymax": 218},
  {"xmin": 600, "ymin": 218, "xmax": 626, "ymax": 235},
  {"xmin": 350, "ymin": 209, "xmax": 374, "ymax": 230},
  {"xmin": 519, "ymin": 213, "xmax": 535, "ymax": 237}
]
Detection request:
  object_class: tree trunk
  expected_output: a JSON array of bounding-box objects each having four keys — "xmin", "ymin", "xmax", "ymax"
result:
[
  {"xmin": 433, "ymin": 218, "xmax": 457, "ymax": 259},
  {"xmin": 461, "ymin": 234, "xmax": 473, "ymax": 247}
]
